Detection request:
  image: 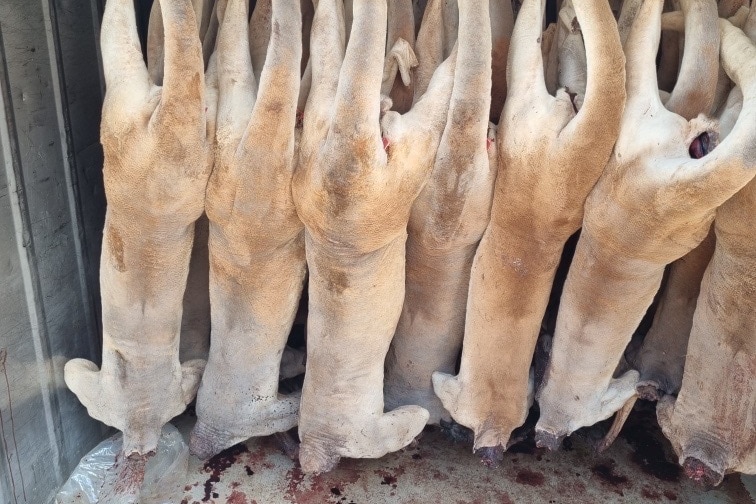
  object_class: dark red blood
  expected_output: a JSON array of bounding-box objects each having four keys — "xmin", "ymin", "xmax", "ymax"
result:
[
  {"xmin": 689, "ymin": 132, "xmax": 711, "ymax": 159},
  {"xmin": 566, "ymin": 90, "xmax": 579, "ymax": 113},
  {"xmin": 591, "ymin": 460, "xmax": 630, "ymax": 487},
  {"xmin": 227, "ymin": 490, "xmax": 249, "ymax": 504},
  {"xmin": 619, "ymin": 405, "xmax": 681, "ymax": 482},
  {"xmin": 664, "ymin": 490, "xmax": 678, "ymax": 500},
  {"xmin": 515, "ymin": 469, "xmax": 545, "ymax": 486},
  {"xmin": 201, "ymin": 444, "xmax": 249, "ymax": 502},
  {"xmin": 113, "ymin": 456, "xmax": 146, "ymax": 495},
  {"xmin": 641, "ymin": 487, "xmax": 662, "ymax": 500},
  {"xmin": 381, "ymin": 474, "xmax": 397, "ymax": 486}
]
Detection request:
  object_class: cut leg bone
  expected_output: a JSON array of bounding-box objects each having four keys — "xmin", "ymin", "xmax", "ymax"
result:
[
  {"xmin": 64, "ymin": 0, "xmax": 215, "ymax": 456},
  {"xmin": 293, "ymin": 0, "xmax": 458, "ymax": 474},
  {"xmin": 189, "ymin": 0, "xmax": 305, "ymax": 459},
  {"xmin": 536, "ymin": 6, "xmax": 756, "ymax": 448},
  {"xmin": 433, "ymin": 0, "xmax": 625, "ymax": 453},
  {"xmin": 384, "ymin": 0, "xmax": 496, "ymax": 425}
]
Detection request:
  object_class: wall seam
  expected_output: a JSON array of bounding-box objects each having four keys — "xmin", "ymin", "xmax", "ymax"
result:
[
  {"xmin": 43, "ymin": 0, "xmax": 102, "ymax": 366},
  {"xmin": 0, "ymin": 9, "xmax": 64, "ymax": 502}
]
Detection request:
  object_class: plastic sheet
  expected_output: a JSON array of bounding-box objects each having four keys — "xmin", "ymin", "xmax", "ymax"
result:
[{"xmin": 55, "ymin": 424, "xmax": 188, "ymax": 504}]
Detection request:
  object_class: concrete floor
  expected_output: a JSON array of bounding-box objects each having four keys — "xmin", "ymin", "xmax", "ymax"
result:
[{"xmin": 159, "ymin": 402, "xmax": 755, "ymax": 504}]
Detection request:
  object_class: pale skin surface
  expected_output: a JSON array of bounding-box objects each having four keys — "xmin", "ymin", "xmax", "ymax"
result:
[
  {"xmin": 655, "ymin": 13, "xmax": 756, "ymax": 488},
  {"xmin": 617, "ymin": 0, "xmax": 643, "ymax": 45},
  {"xmin": 660, "ymin": 2, "xmax": 751, "ymax": 117},
  {"xmin": 662, "ymin": 0, "xmax": 720, "ymax": 120},
  {"xmin": 708, "ymin": 4, "xmax": 753, "ymax": 116},
  {"xmin": 64, "ymin": 0, "xmax": 216, "ymax": 456},
  {"xmin": 489, "ymin": 0, "xmax": 514, "ymax": 122},
  {"xmin": 632, "ymin": 0, "xmax": 721, "ymax": 401},
  {"xmin": 384, "ymin": 0, "xmax": 495, "ymax": 426},
  {"xmin": 432, "ymin": 0, "xmax": 625, "ymax": 458},
  {"xmin": 383, "ymin": 0, "xmax": 418, "ymax": 114},
  {"xmin": 719, "ymin": 0, "xmax": 750, "ymax": 17},
  {"xmin": 411, "ymin": 0, "xmax": 511, "ymax": 121},
  {"xmin": 535, "ymin": 4, "xmax": 756, "ymax": 449},
  {"xmin": 657, "ymin": 175, "xmax": 756, "ymax": 488},
  {"xmin": 657, "ymin": 1, "xmax": 680, "ymax": 94},
  {"xmin": 663, "ymin": 4, "xmax": 752, "ymax": 115},
  {"xmin": 147, "ymin": 0, "xmax": 217, "ymax": 82},
  {"xmin": 624, "ymin": 0, "xmax": 719, "ymax": 117},
  {"xmin": 413, "ymin": 0, "xmax": 459, "ymax": 101},
  {"xmin": 557, "ymin": 1, "xmax": 587, "ymax": 102},
  {"xmin": 188, "ymin": 0, "xmax": 305, "ymax": 459},
  {"xmin": 293, "ymin": 0, "xmax": 458, "ymax": 474},
  {"xmin": 146, "ymin": 1, "xmax": 216, "ymax": 365},
  {"xmin": 634, "ymin": 228, "xmax": 715, "ymax": 400}
]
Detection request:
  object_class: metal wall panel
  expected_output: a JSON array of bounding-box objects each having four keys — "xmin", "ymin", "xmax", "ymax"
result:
[{"xmin": 0, "ymin": 1, "xmax": 107, "ymax": 503}]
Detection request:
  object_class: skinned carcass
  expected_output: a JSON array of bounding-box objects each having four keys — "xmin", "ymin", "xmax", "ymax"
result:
[
  {"xmin": 189, "ymin": 0, "xmax": 305, "ymax": 459},
  {"xmin": 654, "ymin": 13, "xmax": 756, "ymax": 489},
  {"xmin": 544, "ymin": 0, "xmax": 588, "ymax": 100},
  {"xmin": 632, "ymin": 0, "xmax": 721, "ymax": 401},
  {"xmin": 293, "ymin": 0, "xmax": 459, "ymax": 474},
  {"xmin": 146, "ymin": 1, "xmax": 217, "ymax": 365},
  {"xmin": 432, "ymin": 0, "xmax": 625, "ymax": 462},
  {"xmin": 536, "ymin": 0, "xmax": 756, "ymax": 450},
  {"xmin": 384, "ymin": 0, "xmax": 496, "ymax": 425},
  {"xmin": 64, "ymin": 0, "xmax": 216, "ymax": 455},
  {"xmin": 634, "ymin": 229, "xmax": 715, "ymax": 400},
  {"xmin": 657, "ymin": 175, "xmax": 756, "ymax": 488}
]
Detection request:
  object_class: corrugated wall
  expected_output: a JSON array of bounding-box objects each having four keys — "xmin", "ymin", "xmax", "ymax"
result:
[{"xmin": 0, "ymin": 1, "xmax": 108, "ymax": 503}]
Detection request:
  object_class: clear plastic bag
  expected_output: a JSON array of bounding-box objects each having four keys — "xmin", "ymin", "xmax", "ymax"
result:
[{"xmin": 55, "ymin": 424, "xmax": 188, "ymax": 504}]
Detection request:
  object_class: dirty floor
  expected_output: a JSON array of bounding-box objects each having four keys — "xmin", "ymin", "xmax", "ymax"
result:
[{"xmin": 160, "ymin": 402, "xmax": 756, "ymax": 504}]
